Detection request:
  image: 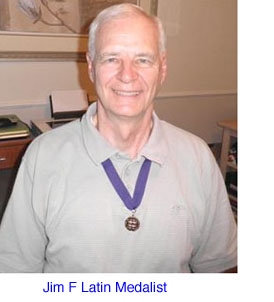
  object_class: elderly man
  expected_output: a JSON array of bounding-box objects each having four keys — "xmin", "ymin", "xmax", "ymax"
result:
[{"xmin": 0, "ymin": 4, "xmax": 237, "ymax": 273}]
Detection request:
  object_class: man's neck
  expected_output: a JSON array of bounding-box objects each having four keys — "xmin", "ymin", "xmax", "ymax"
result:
[{"xmin": 93, "ymin": 110, "xmax": 153, "ymax": 159}]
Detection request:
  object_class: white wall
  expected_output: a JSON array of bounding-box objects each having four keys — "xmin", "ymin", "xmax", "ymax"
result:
[
  {"xmin": 0, "ymin": 61, "xmax": 95, "ymax": 105},
  {"xmin": 158, "ymin": 0, "xmax": 237, "ymax": 95},
  {"xmin": 0, "ymin": 0, "xmax": 237, "ymax": 143},
  {"xmin": 155, "ymin": 0, "xmax": 237, "ymax": 143}
]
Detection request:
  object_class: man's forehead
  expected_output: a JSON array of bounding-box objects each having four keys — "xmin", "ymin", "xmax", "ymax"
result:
[{"xmin": 96, "ymin": 25, "xmax": 158, "ymax": 50}]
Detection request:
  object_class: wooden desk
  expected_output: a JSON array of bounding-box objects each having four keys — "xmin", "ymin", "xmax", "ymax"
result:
[
  {"xmin": 0, "ymin": 136, "xmax": 32, "ymax": 170},
  {"xmin": 218, "ymin": 120, "xmax": 237, "ymax": 179}
]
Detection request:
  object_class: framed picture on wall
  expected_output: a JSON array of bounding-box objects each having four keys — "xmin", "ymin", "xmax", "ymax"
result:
[{"xmin": 0, "ymin": 0, "xmax": 158, "ymax": 62}]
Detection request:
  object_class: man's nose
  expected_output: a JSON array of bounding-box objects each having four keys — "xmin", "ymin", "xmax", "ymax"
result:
[{"xmin": 117, "ymin": 61, "xmax": 138, "ymax": 83}]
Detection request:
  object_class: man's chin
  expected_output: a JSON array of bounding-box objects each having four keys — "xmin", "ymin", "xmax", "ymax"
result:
[{"xmin": 111, "ymin": 107, "xmax": 146, "ymax": 120}]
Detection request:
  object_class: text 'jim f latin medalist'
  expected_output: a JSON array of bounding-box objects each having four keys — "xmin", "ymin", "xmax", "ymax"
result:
[{"xmin": 42, "ymin": 281, "xmax": 168, "ymax": 293}]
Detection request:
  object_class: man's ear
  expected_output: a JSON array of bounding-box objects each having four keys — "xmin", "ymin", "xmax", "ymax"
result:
[
  {"xmin": 159, "ymin": 52, "xmax": 167, "ymax": 85},
  {"xmin": 86, "ymin": 53, "xmax": 95, "ymax": 83}
]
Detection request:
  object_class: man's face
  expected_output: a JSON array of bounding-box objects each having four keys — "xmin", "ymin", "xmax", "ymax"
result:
[{"xmin": 87, "ymin": 15, "xmax": 167, "ymax": 121}]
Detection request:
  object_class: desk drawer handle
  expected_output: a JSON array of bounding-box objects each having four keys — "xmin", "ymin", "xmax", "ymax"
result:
[{"xmin": 0, "ymin": 157, "xmax": 7, "ymax": 162}]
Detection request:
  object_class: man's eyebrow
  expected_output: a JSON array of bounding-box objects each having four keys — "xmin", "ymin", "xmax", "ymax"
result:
[
  {"xmin": 98, "ymin": 52, "xmax": 120, "ymax": 59},
  {"xmin": 135, "ymin": 53, "xmax": 156, "ymax": 60},
  {"xmin": 96, "ymin": 52, "xmax": 156, "ymax": 61}
]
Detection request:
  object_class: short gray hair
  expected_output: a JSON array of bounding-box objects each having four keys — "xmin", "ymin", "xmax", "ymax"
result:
[{"xmin": 88, "ymin": 3, "xmax": 166, "ymax": 59}]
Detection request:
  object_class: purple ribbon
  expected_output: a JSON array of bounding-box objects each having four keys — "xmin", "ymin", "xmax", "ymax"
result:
[{"xmin": 102, "ymin": 158, "xmax": 152, "ymax": 211}]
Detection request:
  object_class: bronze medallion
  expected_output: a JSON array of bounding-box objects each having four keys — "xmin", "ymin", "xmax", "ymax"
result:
[{"xmin": 125, "ymin": 216, "xmax": 140, "ymax": 231}]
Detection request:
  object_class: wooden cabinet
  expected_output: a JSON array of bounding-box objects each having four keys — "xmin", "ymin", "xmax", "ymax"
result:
[
  {"xmin": 0, "ymin": 137, "xmax": 32, "ymax": 170},
  {"xmin": 0, "ymin": 136, "xmax": 32, "ymax": 222}
]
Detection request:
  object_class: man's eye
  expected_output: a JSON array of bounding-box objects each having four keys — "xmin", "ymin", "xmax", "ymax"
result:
[
  {"xmin": 102, "ymin": 57, "xmax": 119, "ymax": 64},
  {"xmin": 139, "ymin": 58, "xmax": 148, "ymax": 63},
  {"xmin": 105, "ymin": 57, "xmax": 118, "ymax": 63},
  {"xmin": 136, "ymin": 58, "xmax": 153, "ymax": 66}
]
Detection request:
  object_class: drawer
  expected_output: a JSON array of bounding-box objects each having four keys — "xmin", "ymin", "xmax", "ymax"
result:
[{"xmin": 0, "ymin": 145, "xmax": 27, "ymax": 169}]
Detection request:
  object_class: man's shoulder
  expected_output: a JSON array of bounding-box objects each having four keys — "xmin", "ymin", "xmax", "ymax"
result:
[
  {"xmin": 159, "ymin": 119, "xmax": 207, "ymax": 148},
  {"xmin": 26, "ymin": 119, "xmax": 82, "ymax": 158},
  {"xmin": 157, "ymin": 119, "xmax": 215, "ymax": 166}
]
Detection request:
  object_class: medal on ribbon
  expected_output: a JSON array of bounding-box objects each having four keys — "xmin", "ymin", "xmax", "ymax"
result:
[{"xmin": 102, "ymin": 158, "xmax": 152, "ymax": 231}]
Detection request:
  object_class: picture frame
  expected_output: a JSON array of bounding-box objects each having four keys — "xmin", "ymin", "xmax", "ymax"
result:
[{"xmin": 0, "ymin": 0, "xmax": 158, "ymax": 62}]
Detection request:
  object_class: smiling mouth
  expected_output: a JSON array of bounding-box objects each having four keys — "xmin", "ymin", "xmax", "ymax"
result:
[{"xmin": 113, "ymin": 89, "xmax": 142, "ymax": 97}]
